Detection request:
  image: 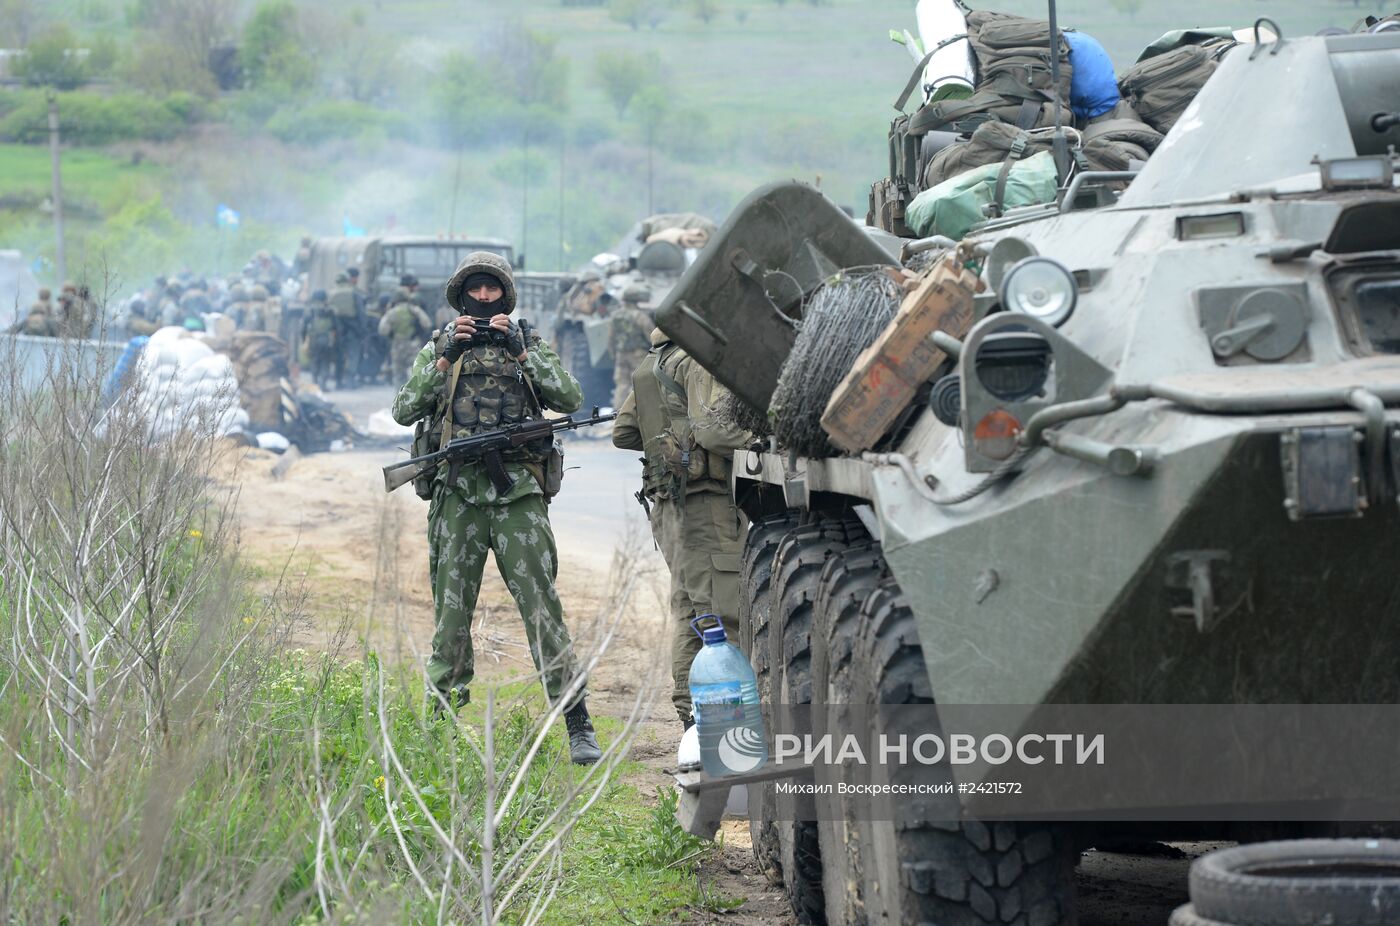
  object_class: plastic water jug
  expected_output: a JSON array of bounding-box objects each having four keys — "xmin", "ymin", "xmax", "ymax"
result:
[{"xmin": 688, "ymin": 615, "xmax": 768, "ymax": 778}]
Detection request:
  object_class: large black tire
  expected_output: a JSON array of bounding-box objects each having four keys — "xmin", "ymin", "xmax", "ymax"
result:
[
  {"xmin": 1169, "ymin": 904, "xmax": 1236, "ymax": 926},
  {"xmin": 849, "ymin": 582, "xmax": 1078, "ymax": 926},
  {"xmin": 739, "ymin": 512, "xmax": 803, "ymax": 886},
  {"xmin": 769, "ymin": 517, "xmax": 865, "ymax": 923},
  {"xmin": 811, "ymin": 540, "xmax": 889, "ymax": 926},
  {"xmin": 1189, "ymin": 839, "xmax": 1400, "ymax": 926}
]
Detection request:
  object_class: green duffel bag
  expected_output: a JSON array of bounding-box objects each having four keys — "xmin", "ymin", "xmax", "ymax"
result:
[{"xmin": 906, "ymin": 149, "xmax": 1059, "ymax": 240}]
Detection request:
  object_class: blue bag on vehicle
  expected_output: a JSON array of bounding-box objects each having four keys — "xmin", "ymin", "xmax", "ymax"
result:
[{"xmin": 1064, "ymin": 31, "xmax": 1118, "ymax": 121}]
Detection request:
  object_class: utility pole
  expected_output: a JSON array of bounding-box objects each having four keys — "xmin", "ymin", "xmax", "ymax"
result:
[
  {"xmin": 520, "ymin": 130, "xmax": 529, "ymax": 270},
  {"xmin": 557, "ymin": 134, "xmax": 565, "ymax": 271},
  {"xmin": 448, "ymin": 146, "xmax": 464, "ymax": 235},
  {"xmin": 47, "ymin": 92, "xmax": 66, "ymax": 285}
]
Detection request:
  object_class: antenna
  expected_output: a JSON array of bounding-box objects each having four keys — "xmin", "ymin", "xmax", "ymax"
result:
[{"xmin": 1047, "ymin": 0, "xmax": 1069, "ymax": 185}]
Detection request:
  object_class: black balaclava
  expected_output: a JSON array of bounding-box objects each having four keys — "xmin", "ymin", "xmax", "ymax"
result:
[{"xmin": 460, "ymin": 272, "xmax": 506, "ymax": 318}]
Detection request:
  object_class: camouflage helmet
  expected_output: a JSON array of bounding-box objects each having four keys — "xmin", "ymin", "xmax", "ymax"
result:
[
  {"xmin": 310, "ymin": 289, "xmax": 328, "ymax": 303},
  {"xmin": 622, "ymin": 284, "xmax": 651, "ymax": 304},
  {"xmin": 249, "ymin": 284, "xmax": 270, "ymax": 301},
  {"xmin": 37, "ymin": 287, "xmax": 51, "ymax": 300},
  {"xmin": 445, "ymin": 251, "xmax": 516, "ymax": 313},
  {"xmin": 399, "ymin": 272, "xmax": 418, "ymax": 288}
]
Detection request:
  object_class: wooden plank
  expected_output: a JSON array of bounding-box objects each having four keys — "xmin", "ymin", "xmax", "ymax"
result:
[{"xmin": 821, "ymin": 255, "xmax": 984, "ymax": 453}]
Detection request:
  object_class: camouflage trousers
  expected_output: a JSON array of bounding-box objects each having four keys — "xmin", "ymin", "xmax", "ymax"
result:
[
  {"xmin": 427, "ymin": 487, "xmax": 579, "ymax": 703},
  {"xmin": 649, "ymin": 488, "xmax": 745, "ymax": 722},
  {"xmin": 390, "ymin": 338, "xmax": 420, "ymax": 384},
  {"xmin": 613, "ymin": 349, "xmax": 646, "ymax": 411},
  {"xmin": 334, "ymin": 319, "xmax": 361, "ymax": 385}
]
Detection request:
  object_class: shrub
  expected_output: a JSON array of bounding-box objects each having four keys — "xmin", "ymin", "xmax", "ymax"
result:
[
  {"xmin": 264, "ymin": 99, "xmax": 412, "ymax": 145},
  {"xmin": 0, "ymin": 90, "xmax": 200, "ymax": 145}
]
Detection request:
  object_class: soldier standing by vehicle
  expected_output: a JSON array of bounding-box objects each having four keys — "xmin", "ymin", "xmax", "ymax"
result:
[
  {"xmin": 302, "ymin": 289, "xmax": 338, "ymax": 390},
  {"xmin": 328, "ymin": 272, "xmax": 361, "ymax": 388},
  {"xmin": 390, "ymin": 251, "xmax": 602, "ymax": 764},
  {"xmin": 378, "ymin": 274, "xmax": 433, "ymax": 383},
  {"xmin": 363, "ymin": 293, "xmax": 392, "ymax": 384},
  {"xmin": 612, "ymin": 328, "xmax": 750, "ymax": 728},
  {"xmin": 609, "ymin": 285, "xmax": 655, "ymax": 411}
]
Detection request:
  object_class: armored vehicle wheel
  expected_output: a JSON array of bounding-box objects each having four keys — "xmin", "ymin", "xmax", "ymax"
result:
[
  {"xmin": 1189, "ymin": 839, "xmax": 1400, "ymax": 926},
  {"xmin": 769, "ymin": 517, "xmax": 866, "ymax": 923},
  {"xmin": 739, "ymin": 512, "xmax": 803, "ymax": 885},
  {"xmin": 849, "ymin": 582, "xmax": 1077, "ymax": 926},
  {"xmin": 810, "ymin": 541, "xmax": 889, "ymax": 925}
]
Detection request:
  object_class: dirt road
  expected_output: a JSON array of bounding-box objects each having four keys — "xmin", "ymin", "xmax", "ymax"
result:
[{"xmin": 220, "ymin": 384, "xmax": 1196, "ymax": 926}]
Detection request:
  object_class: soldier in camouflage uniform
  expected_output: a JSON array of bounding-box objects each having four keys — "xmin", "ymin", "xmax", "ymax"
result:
[
  {"xmin": 301, "ymin": 289, "xmax": 338, "ymax": 390},
  {"xmin": 613, "ymin": 328, "xmax": 751, "ymax": 727},
  {"xmin": 8, "ymin": 289, "xmax": 61, "ymax": 337},
  {"xmin": 328, "ymin": 272, "xmax": 361, "ymax": 387},
  {"xmin": 378, "ymin": 273, "xmax": 433, "ymax": 384},
  {"xmin": 609, "ymin": 285, "xmax": 655, "ymax": 410},
  {"xmin": 391, "ymin": 251, "xmax": 602, "ymax": 764}
]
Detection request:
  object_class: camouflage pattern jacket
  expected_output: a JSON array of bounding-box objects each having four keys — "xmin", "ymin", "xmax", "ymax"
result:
[
  {"xmin": 391, "ymin": 334, "xmax": 583, "ymax": 506},
  {"xmin": 609, "ymin": 305, "xmax": 654, "ymax": 355}
]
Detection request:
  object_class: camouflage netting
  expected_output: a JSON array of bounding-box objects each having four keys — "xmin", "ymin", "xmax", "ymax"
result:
[{"xmin": 769, "ymin": 269, "xmax": 902, "ymax": 458}]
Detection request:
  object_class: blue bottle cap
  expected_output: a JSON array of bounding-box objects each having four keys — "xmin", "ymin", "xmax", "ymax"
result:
[{"xmin": 691, "ymin": 613, "xmax": 726, "ymax": 644}]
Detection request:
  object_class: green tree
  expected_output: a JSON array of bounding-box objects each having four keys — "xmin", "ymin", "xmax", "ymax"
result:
[
  {"xmin": 14, "ymin": 24, "xmax": 89, "ymax": 89},
  {"xmin": 492, "ymin": 26, "xmax": 569, "ymax": 110},
  {"xmin": 594, "ymin": 49, "xmax": 661, "ymax": 118},
  {"xmin": 0, "ymin": 0, "xmax": 41, "ymax": 47},
  {"xmin": 241, "ymin": 0, "xmax": 316, "ymax": 91},
  {"xmin": 122, "ymin": 0, "xmax": 236, "ymax": 97},
  {"xmin": 607, "ymin": 0, "xmax": 646, "ymax": 30},
  {"xmin": 690, "ymin": 0, "xmax": 719, "ymax": 25}
]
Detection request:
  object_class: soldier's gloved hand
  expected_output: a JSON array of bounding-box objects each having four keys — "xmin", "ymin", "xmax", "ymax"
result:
[
  {"xmin": 499, "ymin": 318, "xmax": 527, "ymax": 359},
  {"xmin": 443, "ymin": 316, "xmax": 484, "ymax": 363}
]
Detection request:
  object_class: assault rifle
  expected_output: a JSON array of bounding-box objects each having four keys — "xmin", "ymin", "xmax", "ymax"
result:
[{"xmin": 382, "ymin": 407, "xmax": 617, "ymax": 494}]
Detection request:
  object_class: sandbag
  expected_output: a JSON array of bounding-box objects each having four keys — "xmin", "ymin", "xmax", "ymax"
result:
[
  {"xmin": 907, "ymin": 150, "xmax": 1059, "ymax": 240},
  {"xmin": 1119, "ymin": 39, "xmax": 1234, "ymax": 135}
]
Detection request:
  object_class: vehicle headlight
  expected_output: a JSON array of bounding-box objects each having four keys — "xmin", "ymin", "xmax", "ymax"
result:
[{"xmin": 1000, "ymin": 257, "xmax": 1078, "ymax": 328}]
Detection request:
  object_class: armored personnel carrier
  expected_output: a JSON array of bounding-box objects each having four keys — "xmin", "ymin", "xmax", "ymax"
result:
[
  {"xmin": 660, "ymin": 20, "xmax": 1400, "ymax": 926},
  {"xmin": 524, "ymin": 213, "xmax": 716, "ymax": 409}
]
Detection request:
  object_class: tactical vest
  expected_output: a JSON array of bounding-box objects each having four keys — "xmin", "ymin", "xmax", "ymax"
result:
[
  {"xmin": 632, "ymin": 343, "xmax": 730, "ymax": 501},
  {"xmin": 440, "ymin": 338, "xmax": 547, "ymax": 462},
  {"xmin": 328, "ymin": 287, "xmax": 358, "ymax": 319},
  {"xmin": 307, "ymin": 310, "xmax": 335, "ymax": 348},
  {"xmin": 387, "ymin": 303, "xmax": 420, "ymax": 341}
]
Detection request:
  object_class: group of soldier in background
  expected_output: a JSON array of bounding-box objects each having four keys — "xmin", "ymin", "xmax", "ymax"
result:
[{"xmin": 9, "ymin": 246, "xmax": 433, "ymax": 394}]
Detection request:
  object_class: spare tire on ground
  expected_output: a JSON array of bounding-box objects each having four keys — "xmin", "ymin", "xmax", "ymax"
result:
[{"xmin": 1189, "ymin": 839, "xmax": 1400, "ymax": 926}]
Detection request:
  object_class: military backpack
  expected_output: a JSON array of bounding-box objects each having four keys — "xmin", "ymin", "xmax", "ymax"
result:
[{"xmin": 1118, "ymin": 39, "xmax": 1235, "ymax": 136}]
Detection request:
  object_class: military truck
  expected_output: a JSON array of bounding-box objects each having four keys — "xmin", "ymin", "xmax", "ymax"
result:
[
  {"xmin": 659, "ymin": 20, "xmax": 1400, "ymax": 926},
  {"xmin": 302, "ymin": 234, "xmax": 516, "ymax": 318}
]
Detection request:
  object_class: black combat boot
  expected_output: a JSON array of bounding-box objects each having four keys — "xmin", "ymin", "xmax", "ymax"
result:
[
  {"xmin": 563, "ymin": 698, "xmax": 602, "ymax": 765},
  {"xmin": 428, "ymin": 683, "xmax": 469, "ymax": 718}
]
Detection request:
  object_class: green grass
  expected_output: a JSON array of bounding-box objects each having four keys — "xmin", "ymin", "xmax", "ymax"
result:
[{"xmin": 0, "ymin": 142, "xmax": 164, "ymax": 213}]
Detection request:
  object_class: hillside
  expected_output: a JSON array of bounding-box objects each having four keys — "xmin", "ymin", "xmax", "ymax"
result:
[{"xmin": 4, "ymin": 0, "xmax": 1387, "ymax": 287}]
